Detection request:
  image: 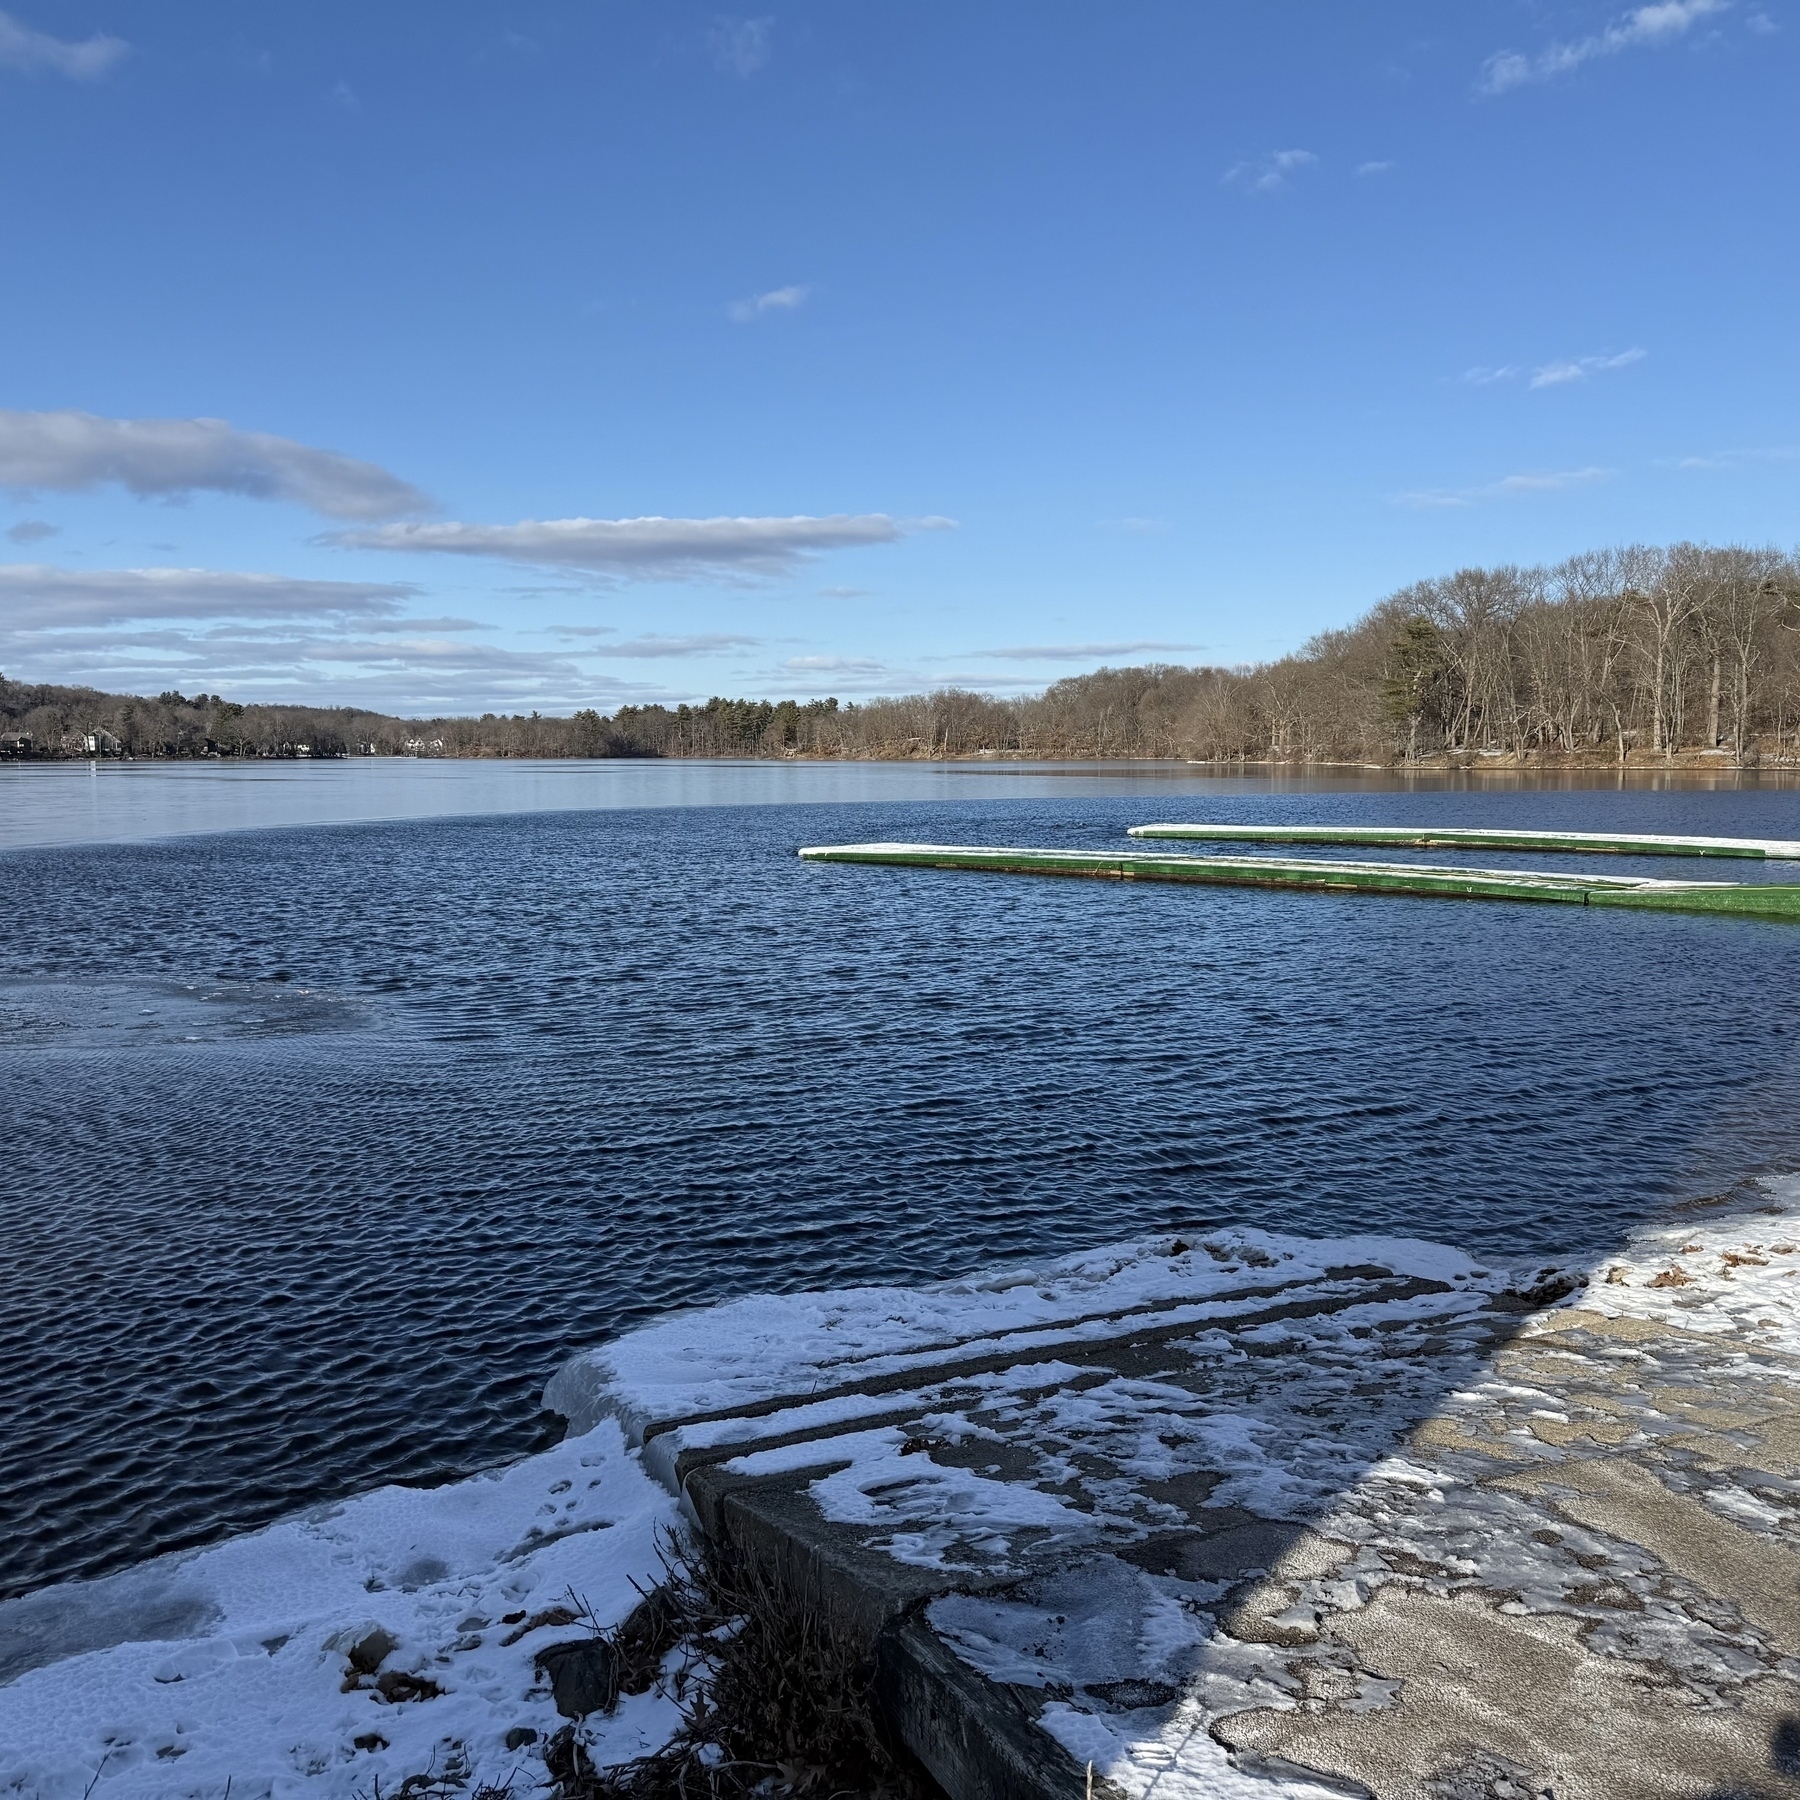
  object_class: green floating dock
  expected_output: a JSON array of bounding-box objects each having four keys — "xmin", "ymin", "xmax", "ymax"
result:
[
  {"xmin": 1127, "ymin": 822, "xmax": 1800, "ymax": 860},
  {"xmin": 798, "ymin": 842, "xmax": 1800, "ymax": 919}
]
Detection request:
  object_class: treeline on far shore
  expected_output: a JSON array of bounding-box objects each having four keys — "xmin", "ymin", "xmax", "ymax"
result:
[{"xmin": 5, "ymin": 540, "xmax": 1799, "ymax": 767}]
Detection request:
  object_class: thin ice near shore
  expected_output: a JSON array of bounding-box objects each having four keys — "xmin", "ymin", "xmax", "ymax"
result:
[{"xmin": 2, "ymin": 1187, "xmax": 1797, "ymax": 1799}]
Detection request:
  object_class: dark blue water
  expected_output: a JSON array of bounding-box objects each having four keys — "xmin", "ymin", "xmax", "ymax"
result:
[{"xmin": 5, "ymin": 778, "xmax": 1800, "ymax": 1599}]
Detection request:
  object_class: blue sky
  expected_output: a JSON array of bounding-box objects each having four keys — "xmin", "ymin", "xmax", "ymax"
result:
[{"xmin": 1, "ymin": 1, "xmax": 1795, "ymax": 714}]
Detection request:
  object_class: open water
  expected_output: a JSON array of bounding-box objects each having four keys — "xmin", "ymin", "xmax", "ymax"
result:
[{"xmin": 4, "ymin": 758, "xmax": 1800, "ymax": 1599}]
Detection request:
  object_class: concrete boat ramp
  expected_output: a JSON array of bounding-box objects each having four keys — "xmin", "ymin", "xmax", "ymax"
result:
[{"xmin": 547, "ymin": 1183, "xmax": 1800, "ymax": 1800}]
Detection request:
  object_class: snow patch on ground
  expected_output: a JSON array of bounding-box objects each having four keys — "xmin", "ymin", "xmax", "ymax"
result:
[
  {"xmin": 9, "ymin": 1192, "xmax": 1795, "ymax": 1800},
  {"xmin": 0, "ymin": 1421, "xmax": 679, "ymax": 1799}
]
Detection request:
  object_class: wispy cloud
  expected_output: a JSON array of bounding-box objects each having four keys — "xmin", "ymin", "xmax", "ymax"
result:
[
  {"xmin": 728, "ymin": 284, "xmax": 809, "ymax": 323},
  {"xmin": 0, "ymin": 9, "xmax": 128, "ymax": 79},
  {"xmin": 817, "ymin": 585, "xmax": 870, "ymax": 599},
  {"xmin": 1457, "ymin": 348, "xmax": 1646, "ymax": 388},
  {"xmin": 1671, "ymin": 445, "xmax": 1800, "ymax": 471},
  {"xmin": 707, "ymin": 15, "xmax": 772, "ymax": 77},
  {"xmin": 328, "ymin": 78, "xmax": 358, "ymax": 110},
  {"xmin": 0, "ymin": 563, "xmax": 417, "ymax": 629},
  {"xmin": 780, "ymin": 653, "xmax": 887, "ymax": 676},
  {"xmin": 725, "ymin": 654, "xmax": 904, "ymax": 696},
  {"xmin": 1480, "ymin": 0, "xmax": 1729, "ymax": 93},
  {"xmin": 1392, "ymin": 467, "xmax": 1614, "ymax": 508},
  {"xmin": 5, "ymin": 519, "xmax": 57, "ymax": 544},
  {"xmin": 337, "ymin": 514, "xmax": 952, "ymax": 582},
  {"xmin": 1221, "ymin": 149, "xmax": 1317, "ymax": 193},
  {"xmin": 591, "ymin": 633, "xmax": 761, "ymax": 659},
  {"xmin": 1356, "ymin": 160, "xmax": 1394, "ymax": 176},
  {"xmin": 961, "ymin": 640, "xmax": 1204, "ymax": 662},
  {"xmin": 0, "ymin": 410, "xmax": 429, "ymax": 520},
  {"xmin": 1530, "ymin": 347, "xmax": 1647, "ymax": 387},
  {"xmin": 0, "ymin": 560, "xmax": 749, "ymax": 712},
  {"xmin": 0, "ymin": 619, "xmax": 677, "ymax": 715}
]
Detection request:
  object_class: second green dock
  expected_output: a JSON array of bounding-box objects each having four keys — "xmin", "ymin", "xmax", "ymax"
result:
[
  {"xmin": 798, "ymin": 842, "xmax": 1800, "ymax": 919},
  {"xmin": 1127, "ymin": 822, "xmax": 1800, "ymax": 859}
]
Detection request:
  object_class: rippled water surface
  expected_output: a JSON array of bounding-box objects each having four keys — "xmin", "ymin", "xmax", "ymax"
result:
[{"xmin": 4, "ymin": 761, "xmax": 1800, "ymax": 1597}]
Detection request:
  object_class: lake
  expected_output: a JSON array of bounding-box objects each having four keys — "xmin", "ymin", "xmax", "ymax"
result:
[{"xmin": 3, "ymin": 757, "xmax": 1799, "ymax": 1598}]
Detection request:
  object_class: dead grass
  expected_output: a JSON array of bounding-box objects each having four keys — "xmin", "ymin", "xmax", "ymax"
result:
[{"xmin": 549, "ymin": 1532, "xmax": 940, "ymax": 1800}]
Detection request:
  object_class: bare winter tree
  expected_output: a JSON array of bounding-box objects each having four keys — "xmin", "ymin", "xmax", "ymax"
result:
[{"xmin": 6, "ymin": 542, "xmax": 1797, "ymax": 767}]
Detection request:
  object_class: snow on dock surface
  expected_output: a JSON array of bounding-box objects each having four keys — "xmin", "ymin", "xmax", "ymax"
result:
[
  {"xmin": 6, "ymin": 1189, "xmax": 1799, "ymax": 1799},
  {"xmin": 558, "ymin": 1183, "xmax": 1800, "ymax": 1800},
  {"xmin": 798, "ymin": 840, "xmax": 1800, "ymax": 918},
  {"xmin": 1128, "ymin": 822, "xmax": 1800, "ymax": 860}
]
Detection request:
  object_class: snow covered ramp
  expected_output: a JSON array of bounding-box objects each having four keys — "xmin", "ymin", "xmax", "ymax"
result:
[{"xmin": 546, "ymin": 1203, "xmax": 1800, "ymax": 1798}]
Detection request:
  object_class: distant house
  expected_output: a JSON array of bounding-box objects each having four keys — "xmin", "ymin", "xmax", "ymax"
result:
[
  {"xmin": 0, "ymin": 730, "xmax": 32, "ymax": 759},
  {"xmin": 59, "ymin": 729, "xmax": 122, "ymax": 756}
]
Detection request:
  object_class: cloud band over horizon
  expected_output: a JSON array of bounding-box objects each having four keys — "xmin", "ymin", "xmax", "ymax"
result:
[
  {"xmin": 0, "ymin": 564, "xmax": 419, "ymax": 630},
  {"xmin": 0, "ymin": 411, "xmax": 430, "ymax": 520},
  {"xmin": 337, "ymin": 513, "xmax": 949, "ymax": 580}
]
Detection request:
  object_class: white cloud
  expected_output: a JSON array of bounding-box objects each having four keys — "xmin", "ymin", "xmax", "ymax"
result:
[
  {"xmin": 1356, "ymin": 160, "xmax": 1394, "ymax": 176},
  {"xmin": 590, "ymin": 633, "xmax": 761, "ymax": 659},
  {"xmin": 1392, "ymin": 466, "xmax": 1613, "ymax": 508},
  {"xmin": 1490, "ymin": 467, "xmax": 1612, "ymax": 493},
  {"xmin": 1530, "ymin": 347, "xmax": 1646, "ymax": 387},
  {"xmin": 0, "ymin": 561, "xmax": 765, "ymax": 712},
  {"xmin": 0, "ymin": 410, "xmax": 429, "ymax": 519},
  {"xmin": 707, "ymin": 15, "xmax": 772, "ymax": 76},
  {"xmin": 0, "ymin": 563, "xmax": 417, "ymax": 629},
  {"xmin": 1222, "ymin": 149, "xmax": 1317, "ymax": 194},
  {"xmin": 1457, "ymin": 348, "xmax": 1645, "ymax": 388},
  {"xmin": 0, "ymin": 619, "xmax": 677, "ymax": 714},
  {"xmin": 781, "ymin": 654, "xmax": 888, "ymax": 675},
  {"xmin": 728, "ymin": 284, "xmax": 809, "ymax": 323},
  {"xmin": 817, "ymin": 585, "xmax": 870, "ymax": 599},
  {"xmin": 962, "ymin": 640, "xmax": 1204, "ymax": 662},
  {"xmin": 1671, "ymin": 445, "xmax": 1799, "ymax": 470},
  {"xmin": 338, "ymin": 513, "xmax": 949, "ymax": 581},
  {"xmin": 1481, "ymin": 0, "xmax": 1729, "ymax": 93},
  {"xmin": 737, "ymin": 652, "xmax": 903, "ymax": 696},
  {"xmin": 0, "ymin": 9, "xmax": 128, "ymax": 79}
]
